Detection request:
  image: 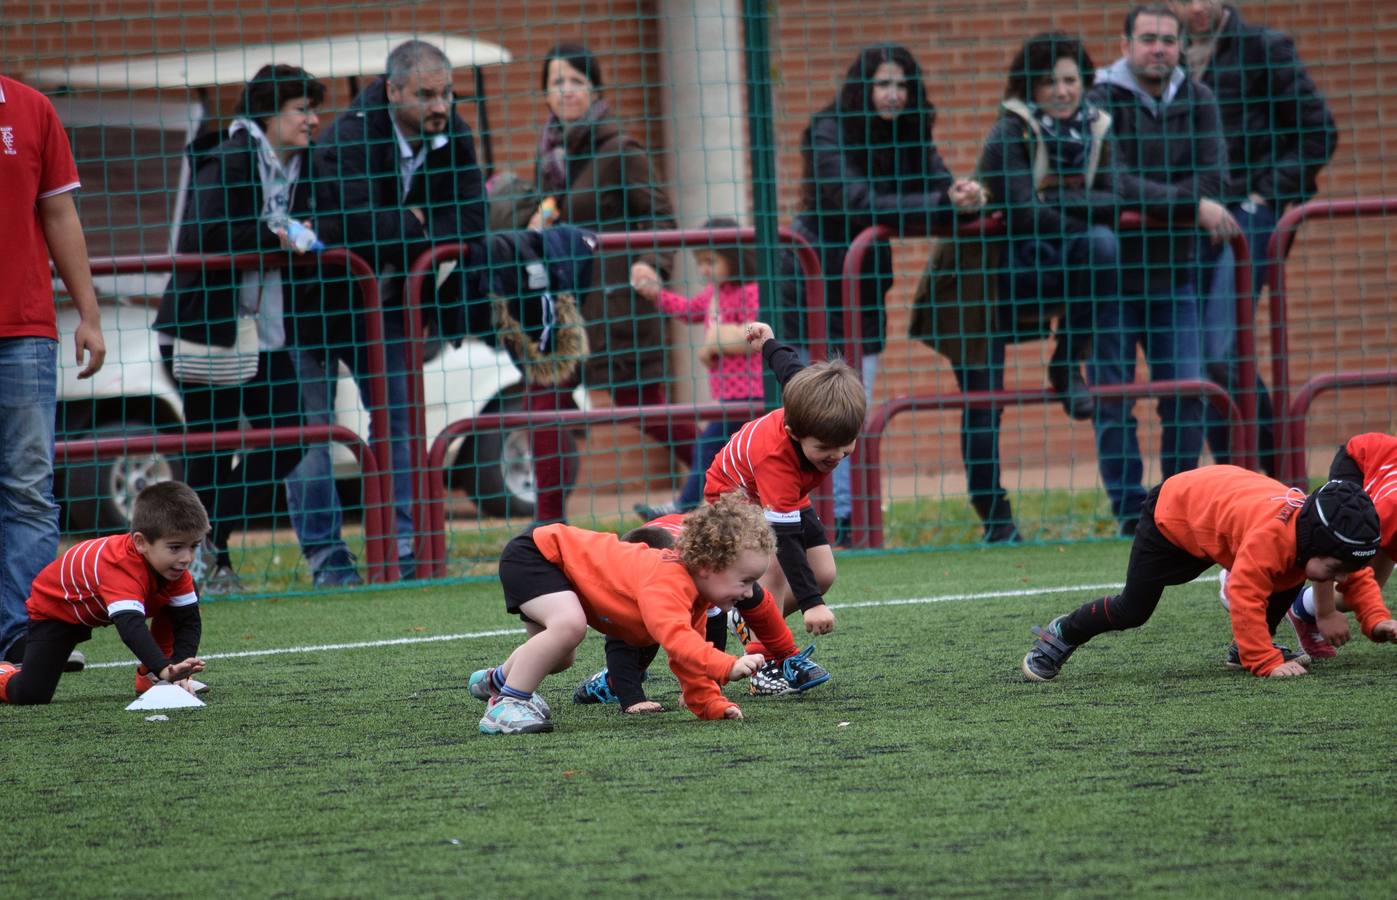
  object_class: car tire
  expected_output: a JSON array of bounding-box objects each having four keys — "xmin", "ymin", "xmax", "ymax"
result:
[
  {"xmin": 457, "ymin": 395, "xmax": 578, "ymax": 519},
  {"xmin": 60, "ymin": 424, "xmax": 183, "ymax": 534}
]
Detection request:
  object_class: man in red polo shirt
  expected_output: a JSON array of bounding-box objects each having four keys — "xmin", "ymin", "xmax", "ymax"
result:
[{"xmin": 0, "ymin": 74, "xmax": 106, "ymax": 668}]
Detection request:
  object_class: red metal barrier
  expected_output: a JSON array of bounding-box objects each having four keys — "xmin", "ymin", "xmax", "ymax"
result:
[
  {"xmin": 1266, "ymin": 198, "xmax": 1397, "ymax": 485},
  {"xmin": 842, "ymin": 213, "xmax": 1257, "ymax": 547},
  {"xmin": 77, "ymin": 251, "xmax": 398, "ymax": 582},
  {"xmin": 405, "ymin": 227, "xmax": 827, "ymax": 578},
  {"xmin": 858, "ymin": 380, "xmax": 1244, "ymax": 548},
  {"xmin": 1283, "ymin": 371, "xmax": 1397, "ymax": 484}
]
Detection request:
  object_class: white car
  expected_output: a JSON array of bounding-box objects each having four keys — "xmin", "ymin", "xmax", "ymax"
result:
[{"xmin": 42, "ymin": 35, "xmax": 578, "ymax": 531}]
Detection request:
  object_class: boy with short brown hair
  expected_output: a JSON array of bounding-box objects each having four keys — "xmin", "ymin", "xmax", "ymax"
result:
[{"xmin": 0, "ymin": 481, "xmax": 210, "ymax": 705}]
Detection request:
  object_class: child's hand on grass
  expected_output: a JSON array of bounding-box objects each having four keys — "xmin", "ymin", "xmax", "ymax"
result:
[
  {"xmin": 729, "ymin": 653, "xmax": 765, "ymax": 680},
  {"xmin": 723, "ymin": 705, "xmax": 744, "ymax": 720},
  {"xmin": 802, "ymin": 605, "xmax": 836, "ymax": 635},
  {"xmin": 1317, "ymin": 610, "xmax": 1351, "ymax": 646},
  {"xmin": 622, "ymin": 700, "xmax": 663, "ymax": 714},
  {"xmin": 1267, "ymin": 660, "xmax": 1309, "ymax": 677},
  {"xmin": 745, "ymin": 322, "xmax": 774, "ymax": 350},
  {"xmin": 1370, "ymin": 619, "xmax": 1397, "ymax": 642},
  {"xmin": 160, "ymin": 657, "xmax": 204, "ymax": 683}
]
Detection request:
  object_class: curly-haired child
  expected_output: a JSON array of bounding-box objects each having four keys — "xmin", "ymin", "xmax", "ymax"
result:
[{"xmin": 468, "ymin": 493, "xmax": 776, "ymax": 734}]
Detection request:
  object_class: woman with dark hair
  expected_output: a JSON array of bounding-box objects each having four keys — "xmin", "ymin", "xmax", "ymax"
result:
[
  {"xmin": 152, "ymin": 63, "xmax": 326, "ymax": 591},
  {"xmin": 786, "ymin": 44, "xmax": 985, "ymax": 543},
  {"xmin": 524, "ymin": 41, "xmax": 694, "ymax": 524},
  {"xmin": 961, "ymin": 31, "xmax": 1120, "ymax": 540}
]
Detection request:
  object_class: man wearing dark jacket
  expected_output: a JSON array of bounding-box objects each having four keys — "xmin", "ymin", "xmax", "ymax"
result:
[
  {"xmin": 1176, "ymin": 0, "xmax": 1338, "ymax": 476},
  {"xmin": 1086, "ymin": 4, "xmax": 1230, "ymax": 533},
  {"xmin": 286, "ymin": 39, "xmax": 488, "ymax": 585}
]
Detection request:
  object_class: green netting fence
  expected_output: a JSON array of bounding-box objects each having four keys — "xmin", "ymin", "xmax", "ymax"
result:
[{"xmin": 6, "ymin": 0, "xmax": 1396, "ymax": 593}]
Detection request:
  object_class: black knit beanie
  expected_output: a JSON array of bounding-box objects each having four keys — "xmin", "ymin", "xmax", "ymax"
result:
[{"xmin": 1294, "ymin": 480, "xmax": 1382, "ymax": 570}]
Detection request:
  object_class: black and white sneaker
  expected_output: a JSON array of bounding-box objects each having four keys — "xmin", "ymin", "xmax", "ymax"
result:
[
  {"xmin": 749, "ymin": 645, "xmax": 830, "ymax": 696},
  {"xmin": 1022, "ymin": 615, "xmax": 1077, "ymax": 682},
  {"xmin": 1224, "ymin": 642, "xmax": 1310, "ymax": 671}
]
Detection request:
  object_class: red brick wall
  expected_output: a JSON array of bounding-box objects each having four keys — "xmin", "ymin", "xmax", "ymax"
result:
[{"xmin": 7, "ymin": 0, "xmax": 1394, "ymax": 505}]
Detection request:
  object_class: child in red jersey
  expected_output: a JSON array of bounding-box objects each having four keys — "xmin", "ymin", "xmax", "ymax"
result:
[
  {"xmin": 0, "ymin": 482, "xmax": 210, "ymax": 705},
  {"xmin": 469, "ymin": 494, "xmax": 774, "ymax": 735},
  {"xmin": 1251, "ymin": 433, "xmax": 1397, "ymax": 660},
  {"xmin": 571, "ymin": 512, "xmax": 829, "ymax": 713},
  {"xmin": 1022, "ymin": 466, "xmax": 1397, "ymax": 682},
  {"xmin": 704, "ymin": 323, "xmax": 864, "ymax": 638}
]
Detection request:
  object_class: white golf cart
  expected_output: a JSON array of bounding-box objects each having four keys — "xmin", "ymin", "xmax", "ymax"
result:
[{"xmin": 32, "ymin": 33, "xmax": 580, "ymax": 531}]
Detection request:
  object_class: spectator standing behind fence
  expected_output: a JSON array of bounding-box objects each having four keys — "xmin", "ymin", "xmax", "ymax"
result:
[
  {"xmin": 1174, "ymin": 0, "xmax": 1338, "ymax": 477},
  {"xmin": 632, "ymin": 217, "xmax": 763, "ymax": 520},
  {"xmin": 927, "ymin": 33, "xmax": 1122, "ymax": 543},
  {"xmin": 288, "ymin": 40, "xmax": 488, "ymax": 585},
  {"xmin": 525, "ymin": 42, "xmax": 694, "ymax": 525},
  {"xmin": 0, "ymin": 75, "xmax": 106, "ymax": 670},
  {"xmin": 153, "ymin": 64, "xmax": 324, "ymax": 594},
  {"xmin": 1085, "ymin": 4, "xmax": 1231, "ymax": 535},
  {"xmin": 783, "ymin": 44, "xmax": 986, "ymax": 546}
]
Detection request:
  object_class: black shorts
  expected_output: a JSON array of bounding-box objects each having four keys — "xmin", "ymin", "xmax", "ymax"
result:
[
  {"xmin": 798, "ymin": 506, "xmax": 830, "ymax": 549},
  {"xmin": 498, "ymin": 531, "xmax": 575, "ymax": 617}
]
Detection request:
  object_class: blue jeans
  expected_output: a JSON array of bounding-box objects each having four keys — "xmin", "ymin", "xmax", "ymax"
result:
[
  {"xmin": 1091, "ymin": 283, "xmax": 1206, "ymax": 525},
  {"xmin": 285, "ymin": 332, "xmax": 415, "ymax": 567},
  {"xmin": 0, "ymin": 338, "xmax": 59, "ymax": 659},
  {"xmin": 954, "ymin": 226, "xmax": 1119, "ymax": 530},
  {"xmin": 676, "ymin": 416, "xmax": 747, "ymax": 510},
  {"xmin": 1196, "ymin": 202, "xmax": 1279, "ymax": 474},
  {"xmin": 832, "ymin": 354, "xmax": 879, "ymax": 520}
]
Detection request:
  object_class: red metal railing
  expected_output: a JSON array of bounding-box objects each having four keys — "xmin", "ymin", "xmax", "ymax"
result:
[
  {"xmin": 404, "ymin": 227, "xmax": 827, "ymax": 578},
  {"xmin": 1266, "ymin": 198, "xmax": 1397, "ymax": 486},
  {"xmin": 842, "ymin": 213, "xmax": 1258, "ymax": 547},
  {"xmin": 64, "ymin": 251, "xmax": 398, "ymax": 582}
]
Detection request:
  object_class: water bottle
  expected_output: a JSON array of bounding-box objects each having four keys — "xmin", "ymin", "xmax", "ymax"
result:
[{"xmin": 285, "ymin": 220, "xmax": 325, "ymax": 253}]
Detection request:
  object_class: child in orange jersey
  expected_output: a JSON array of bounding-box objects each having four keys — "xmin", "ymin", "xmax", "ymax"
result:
[
  {"xmin": 1022, "ymin": 466, "xmax": 1397, "ymax": 682},
  {"xmin": 0, "ymin": 482, "xmax": 209, "ymax": 705},
  {"xmin": 571, "ymin": 512, "xmax": 828, "ymax": 713},
  {"xmin": 1248, "ymin": 433, "xmax": 1397, "ymax": 660},
  {"xmin": 469, "ymin": 493, "xmax": 774, "ymax": 734}
]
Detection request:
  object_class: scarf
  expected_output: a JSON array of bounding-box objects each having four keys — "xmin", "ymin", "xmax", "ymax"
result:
[
  {"xmin": 227, "ymin": 117, "xmax": 303, "ymax": 350},
  {"xmin": 1031, "ymin": 105, "xmax": 1094, "ymax": 177},
  {"xmin": 1184, "ymin": 8, "xmax": 1230, "ymax": 81},
  {"xmin": 536, "ymin": 98, "xmax": 610, "ymax": 194}
]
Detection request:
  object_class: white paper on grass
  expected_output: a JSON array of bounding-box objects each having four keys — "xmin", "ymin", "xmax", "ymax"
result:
[{"xmin": 125, "ymin": 683, "xmax": 205, "ymax": 710}]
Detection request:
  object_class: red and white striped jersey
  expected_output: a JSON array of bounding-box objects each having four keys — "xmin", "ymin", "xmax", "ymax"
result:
[
  {"xmin": 26, "ymin": 533, "xmax": 198, "ymax": 628},
  {"xmin": 702, "ymin": 408, "xmax": 827, "ymax": 524},
  {"xmin": 1345, "ymin": 432, "xmax": 1397, "ymax": 556}
]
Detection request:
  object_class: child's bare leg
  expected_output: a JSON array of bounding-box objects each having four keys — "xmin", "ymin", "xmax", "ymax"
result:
[
  {"xmin": 502, "ymin": 592, "xmax": 588, "ymax": 693},
  {"xmin": 808, "ymin": 545, "xmax": 836, "ymax": 594},
  {"xmin": 760, "ymin": 555, "xmax": 795, "ymax": 616}
]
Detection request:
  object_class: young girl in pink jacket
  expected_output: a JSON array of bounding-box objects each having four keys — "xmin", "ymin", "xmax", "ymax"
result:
[{"xmin": 632, "ymin": 217, "xmax": 763, "ymax": 517}]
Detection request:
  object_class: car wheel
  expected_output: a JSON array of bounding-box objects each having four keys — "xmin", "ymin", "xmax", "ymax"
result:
[
  {"xmin": 457, "ymin": 398, "xmax": 578, "ymax": 519},
  {"xmin": 60, "ymin": 425, "xmax": 182, "ymax": 534}
]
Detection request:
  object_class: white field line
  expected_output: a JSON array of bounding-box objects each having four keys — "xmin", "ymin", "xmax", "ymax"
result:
[{"xmin": 83, "ymin": 580, "xmax": 1134, "ymax": 671}]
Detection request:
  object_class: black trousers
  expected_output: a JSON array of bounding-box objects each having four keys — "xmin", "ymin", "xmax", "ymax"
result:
[
  {"xmin": 1058, "ymin": 486, "xmax": 1296, "ymax": 645},
  {"xmin": 161, "ymin": 346, "xmax": 305, "ymax": 561},
  {"xmin": 4, "ymin": 619, "xmax": 90, "ymax": 705}
]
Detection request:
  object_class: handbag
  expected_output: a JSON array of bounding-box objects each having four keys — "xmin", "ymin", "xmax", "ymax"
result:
[{"xmin": 171, "ymin": 317, "xmax": 261, "ymax": 385}]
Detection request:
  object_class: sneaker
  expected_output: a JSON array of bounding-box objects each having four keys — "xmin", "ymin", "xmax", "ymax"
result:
[
  {"xmin": 834, "ymin": 516, "xmax": 852, "ymax": 549},
  {"xmin": 749, "ymin": 645, "xmax": 831, "ymax": 696},
  {"xmin": 1287, "ymin": 608, "xmax": 1337, "ymax": 660},
  {"xmin": 0, "ymin": 661, "xmax": 18, "ymax": 702},
  {"xmin": 572, "ymin": 668, "xmax": 618, "ymax": 705},
  {"xmin": 984, "ymin": 522, "xmax": 1023, "ymax": 544},
  {"xmin": 189, "ymin": 536, "xmax": 216, "ymax": 586},
  {"xmin": 633, "ymin": 501, "xmax": 679, "ymax": 522},
  {"xmin": 468, "ymin": 668, "xmax": 551, "ymax": 717},
  {"xmin": 1224, "ymin": 642, "xmax": 1311, "ymax": 671},
  {"xmin": 398, "ymin": 553, "xmax": 418, "ymax": 582},
  {"xmin": 313, "ymin": 549, "xmax": 363, "ymax": 588},
  {"xmin": 202, "ymin": 565, "xmax": 245, "ymax": 596},
  {"xmin": 65, "ymin": 649, "xmax": 86, "ymax": 673},
  {"xmin": 727, "ymin": 608, "xmax": 753, "ymax": 646},
  {"xmin": 1022, "ymin": 614, "xmax": 1078, "ymax": 682},
  {"xmin": 479, "ymin": 695, "xmax": 553, "ymax": 735}
]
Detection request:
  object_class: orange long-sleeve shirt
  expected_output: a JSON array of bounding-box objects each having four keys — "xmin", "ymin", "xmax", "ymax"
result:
[
  {"xmin": 1152, "ymin": 466, "xmax": 1392, "ymax": 676},
  {"xmin": 531, "ymin": 524, "xmax": 739, "ymax": 719}
]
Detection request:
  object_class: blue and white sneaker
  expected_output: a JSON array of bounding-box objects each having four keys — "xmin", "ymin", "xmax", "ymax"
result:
[
  {"xmin": 749, "ymin": 644, "xmax": 830, "ymax": 696},
  {"xmin": 572, "ymin": 668, "xmax": 618, "ymax": 705},
  {"xmin": 468, "ymin": 668, "xmax": 551, "ymax": 717},
  {"xmin": 479, "ymin": 695, "xmax": 553, "ymax": 735}
]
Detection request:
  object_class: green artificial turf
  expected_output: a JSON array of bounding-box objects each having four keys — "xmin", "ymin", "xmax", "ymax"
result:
[{"xmin": 6, "ymin": 541, "xmax": 1395, "ymax": 898}]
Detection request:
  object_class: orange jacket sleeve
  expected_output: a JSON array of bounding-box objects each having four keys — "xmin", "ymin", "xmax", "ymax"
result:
[
  {"xmin": 636, "ymin": 578, "xmax": 739, "ymax": 718},
  {"xmin": 1337, "ymin": 567, "xmax": 1394, "ymax": 637},
  {"xmin": 1226, "ymin": 541, "xmax": 1295, "ymax": 676}
]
